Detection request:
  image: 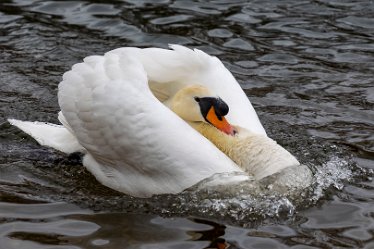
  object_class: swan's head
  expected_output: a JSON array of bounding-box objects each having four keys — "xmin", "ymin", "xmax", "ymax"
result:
[{"xmin": 171, "ymin": 85, "xmax": 235, "ymax": 135}]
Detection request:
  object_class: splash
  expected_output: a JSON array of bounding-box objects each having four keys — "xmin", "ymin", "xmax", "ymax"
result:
[
  {"xmin": 311, "ymin": 156, "xmax": 354, "ymax": 201},
  {"xmin": 129, "ymin": 156, "xmax": 355, "ymax": 225}
]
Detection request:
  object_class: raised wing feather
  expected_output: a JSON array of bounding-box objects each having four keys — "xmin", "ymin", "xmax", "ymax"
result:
[
  {"xmin": 107, "ymin": 45, "xmax": 266, "ymax": 135},
  {"xmin": 58, "ymin": 52, "xmax": 241, "ymax": 197}
]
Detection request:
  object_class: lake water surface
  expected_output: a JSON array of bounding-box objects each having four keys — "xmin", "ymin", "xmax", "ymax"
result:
[{"xmin": 0, "ymin": 0, "xmax": 373, "ymax": 248}]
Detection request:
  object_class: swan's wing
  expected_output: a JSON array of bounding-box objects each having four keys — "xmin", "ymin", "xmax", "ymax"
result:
[
  {"xmin": 107, "ymin": 45, "xmax": 266, "ymax": 135},
  {"xmin": 58, "ymin": 53, "xmax": 241, "ymax": 197}
]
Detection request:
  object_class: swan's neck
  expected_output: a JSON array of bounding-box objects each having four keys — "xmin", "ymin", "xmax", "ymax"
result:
[
  {"xmin": 189, "ymin": 122, "xmax": 300, "ymax": 179},
  {"xmin": 189, "ymin": 122, "xmax": 242, "ymax": 153}
]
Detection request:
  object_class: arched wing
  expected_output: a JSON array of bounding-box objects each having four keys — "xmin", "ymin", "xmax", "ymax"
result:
[{"xmin": 108, "ymin": 45, "xmax": 266, "ymax": 135}]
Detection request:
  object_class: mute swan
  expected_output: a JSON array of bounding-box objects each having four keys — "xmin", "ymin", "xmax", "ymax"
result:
[{"xmin": 8, "ymin": 45, "xmax": 299, "ymax": 198}]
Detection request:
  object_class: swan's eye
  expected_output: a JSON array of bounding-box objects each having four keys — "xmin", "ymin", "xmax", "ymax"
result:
[{"xmin": 194, "ymin": 97, "xmax": 200, "ymax": 102}]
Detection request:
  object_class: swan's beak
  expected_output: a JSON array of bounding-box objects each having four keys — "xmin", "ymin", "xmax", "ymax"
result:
[
  {"xmin": 196, "ymin": 96, "xmax": 235, "ymax": 136},
  {"xmin": 206, "ymin": 106, "xmax": 235, "ymax": 136}
]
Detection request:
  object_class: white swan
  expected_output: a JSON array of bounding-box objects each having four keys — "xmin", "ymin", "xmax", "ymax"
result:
[{"xmin": 8, "ymin": 45, "xmax": 299, "ymax": 197}]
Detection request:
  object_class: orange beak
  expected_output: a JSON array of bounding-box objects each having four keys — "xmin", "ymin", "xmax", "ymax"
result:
[{"xmin": 206, "ymin": 106, "xmax": 235, "ymax": 136}]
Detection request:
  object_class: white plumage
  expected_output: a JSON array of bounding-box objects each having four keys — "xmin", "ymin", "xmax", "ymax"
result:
[{"xmin": 8, "ymin": 45, "xmax": 299, "ymax": 198}]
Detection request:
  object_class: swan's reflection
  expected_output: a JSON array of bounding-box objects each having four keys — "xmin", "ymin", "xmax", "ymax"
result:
[
  {"xmin": 62, "ymin": 213, "xmax": 228, "ymax": 249},
  {"xmin": 0, "ymin": 200, "xmax": 232, "ymax": 249}
]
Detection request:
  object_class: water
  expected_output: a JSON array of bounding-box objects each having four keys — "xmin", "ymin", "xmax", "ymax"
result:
[{"xmin": 0, "ymin": 0, "xmax": 373, "ymax": 248}]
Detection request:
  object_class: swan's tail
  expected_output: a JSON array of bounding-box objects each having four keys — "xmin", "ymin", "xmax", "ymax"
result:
[{"xmin": 8, "ymin": 119, "xmax": 84, "ymax": 154}]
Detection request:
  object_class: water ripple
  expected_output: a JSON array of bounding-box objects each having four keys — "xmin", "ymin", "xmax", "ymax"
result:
[{"xmin": 1, "ymin": 0, "xmax": 374, "ymax": 248}]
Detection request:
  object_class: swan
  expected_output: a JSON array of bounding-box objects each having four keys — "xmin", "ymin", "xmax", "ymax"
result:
[{"xmin": 8, "ymin": 45, "xmax": 299, "ymax": 198}]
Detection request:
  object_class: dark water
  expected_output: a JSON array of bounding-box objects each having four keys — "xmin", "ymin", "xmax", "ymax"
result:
[{"xmin": 1, "ymin": 0, "xmax": 374, "ymax": 248}]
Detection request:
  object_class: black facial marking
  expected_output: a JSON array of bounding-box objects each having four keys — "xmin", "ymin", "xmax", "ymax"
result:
[
  {"xmin": 214, "ymin": 98, "xmax": 229, "ymax": 117},
  {"xmin": 197, "ymin": 97, "xmax": 230, "ymax": 122}
]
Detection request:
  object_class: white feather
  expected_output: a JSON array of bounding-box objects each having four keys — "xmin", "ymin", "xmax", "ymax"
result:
[{"xmin": 8, "ymin": 119, "xmax": 84, "ymax": 154}]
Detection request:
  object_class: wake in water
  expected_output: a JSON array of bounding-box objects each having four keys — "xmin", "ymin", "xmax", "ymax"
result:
[
  {"xmin": 0, "ymin": 154, "xmax": 357, "ymax": 226},
  {"xmin": 149, "ymin": 156, "xmax": 355, "ymax": 224}
]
